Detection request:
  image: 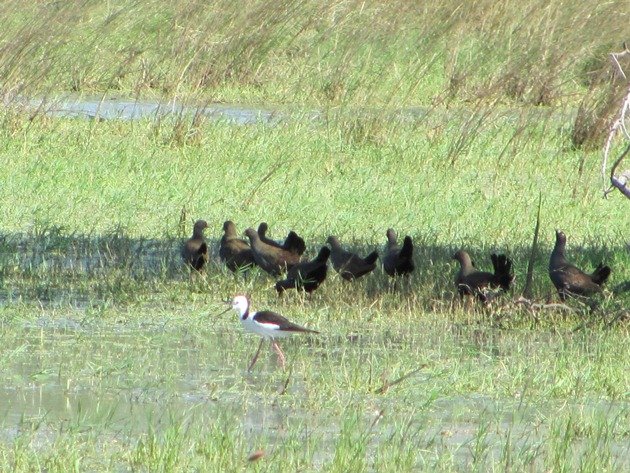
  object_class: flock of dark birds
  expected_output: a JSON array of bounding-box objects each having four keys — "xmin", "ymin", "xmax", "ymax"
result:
[{"xmin": 181, "ymin": 219, "xmax": 613, "ymax": 304}]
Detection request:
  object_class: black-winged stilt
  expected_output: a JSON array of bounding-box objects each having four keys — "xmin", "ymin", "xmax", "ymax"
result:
[{"xmin": 224, "ymin": 295, "xmax": 319, "ymax": 371}]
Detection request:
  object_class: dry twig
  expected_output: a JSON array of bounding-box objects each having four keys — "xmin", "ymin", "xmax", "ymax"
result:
[
  {"xmin": 602, "ymin": 45, "xmax": 630, "ymax": 200},
  {"xmin": 375, "ymin": 365, "xmax": 427, "ymax": 395},
  {"xmin": 514, "ymin": 296, "xmax": 576, "ymax": 314}
]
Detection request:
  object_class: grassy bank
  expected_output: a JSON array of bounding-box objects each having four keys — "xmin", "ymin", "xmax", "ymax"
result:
[
  {"xmin": 1, "ymin": 111, "xmax": 628, "ymax": 240},
  {"xmin": 0, "ymin": 106, "xmax": 628, "ymax": 309}
]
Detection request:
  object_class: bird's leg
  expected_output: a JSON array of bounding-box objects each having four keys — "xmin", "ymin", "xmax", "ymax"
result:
[
  {"xmin": 271, "ymin": 340, "xmax": 286, "ymax": 369},
  {"xmin": 190, "ymin": 268, "xmax": 204, "ymax": 284},
  {"xmin": 248, "ymin": 338, "xmax": 265, "ymax": 372},
  {"xmin": 465, "ymin": 295, "xmax": 474, "ymax": 312},
  {"xmin": 387, "ymin": 278, "xmax": 396, "ymax": 293},
  {"xmin": 558, "ymin": 289, "xmax": 567, "ymax": 302},
  {"xmin": 403, "ymin": 275, "xmax": 412, "ymax": 293}
]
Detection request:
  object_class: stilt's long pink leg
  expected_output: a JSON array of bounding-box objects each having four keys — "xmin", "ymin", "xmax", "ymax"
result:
[
  {"xmin": 271, "ymin": 340, "xmax": 286, "ymax": 369},
  {"xmin": 248, "ymin": 338, "xmax": 265, "ymax": 372}
]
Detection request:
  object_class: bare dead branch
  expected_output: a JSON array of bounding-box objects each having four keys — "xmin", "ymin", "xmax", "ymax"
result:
[
  {"xmin": 602, "ymin": 81, "xmax": 630, "ymax": 199},
  {"xmin": 514, "ymin": 296, "xmax": 576, "ymax": 313},
  {"xmin": 601, "ymin": 45, "xmax": 630, "ymax": 199},
  {"xmin": 610, "ymin": 46, "xmax": 630, "ymax": 81},
  {"xmin": 604, "ymin": 138, "xmax": 630, "ymax": 198}
]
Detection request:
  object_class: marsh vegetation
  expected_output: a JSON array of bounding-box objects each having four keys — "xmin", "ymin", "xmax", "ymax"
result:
[{"xmin": 0, "ymin": 0, "xmax": 629, "ymax": 471}]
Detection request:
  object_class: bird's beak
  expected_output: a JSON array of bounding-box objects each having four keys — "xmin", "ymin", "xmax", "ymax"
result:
[
  {"xmin": 215, "ymin": 300, "xmax": 232, "ymax": 317},
  {"xmin": 216, "ymin": 306, "xmax": 231, "ymax": 316}
]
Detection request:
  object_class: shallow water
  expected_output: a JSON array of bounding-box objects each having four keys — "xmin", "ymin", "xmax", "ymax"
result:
[
  {"xmin": 7, "ymin": 94, "xmax": 572, "ymax": 127},
  {"xmin": 16, "ymin": 95, "xmax": 286, "ymax": 124},
  {"xmin": 0, "ymin": 231, "xmax": 628, "ymax": 469},
  {"xmin": 1, "ymin": 319, "xmax": 628, "ymax": 470}
]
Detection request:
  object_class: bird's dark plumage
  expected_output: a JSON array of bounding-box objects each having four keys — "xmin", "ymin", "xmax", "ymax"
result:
[
  {"xmin": 453, "ymin": 250, "xmax": 513, "ymax": 302},
  {"xmin": 327, "ymin": 236, "xmax": 378, "ymax": 281},
  {"xmin": 245, "ymin": 228, "xmax": 301, "ymax": 276},
  {"xmin": 283, "ymin": 231, "xmax": 307, "ymax": 256},
  {"xmin": 549, "ymin": 230, "xmax": 611, "ymax": 301},
  {"xmin": 181, "ymin": 220, "xmax": 209, "ymax": 272},
  {"xmin": 383, "ymin": 229, "xmax": 414, "ymax": 277},
  {"xmin": 258, "ymin": 222, "xmax": 306, "ymax": 256},
  {"xmin": 275, "ymin": 246, "xmax": 330, "ymax": 293},
  {"xmin": 252, "ymin": 311, "xmax": 320, "ymax": 333},
  {"xmin": 219, "ymin": 220, "xmax": 255, "ymax": 272}
]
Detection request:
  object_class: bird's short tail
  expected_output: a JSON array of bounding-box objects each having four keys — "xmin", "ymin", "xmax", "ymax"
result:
[
  {"xmin": 315, "ymin": 246, "xmax": 331, "ymax": 262},
  {"xmin": 590, "ymin": 263, "xmax": 611, "ymax": 286},
  {"xmin": 364, "ymin": 251, "xmax": 379, "ymax": 265},
  {"xmin": 491, "ymin": 253, "xmax": 513, "ymax": 291},
  {"xmin": 284, "ymin": 231, "xmax": 306, "ymax": 255},
  {"xmin": 400, "ymin": 236, "xmax": 413, "ymax": 259}
]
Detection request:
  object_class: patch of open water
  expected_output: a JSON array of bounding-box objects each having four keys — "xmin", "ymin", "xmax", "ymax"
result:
[
  {"xmin": 5, "ymin": 94, "xmax": 572, "ymax": 127},
  {"xmin": 15, "ymin": 95, "xmax": 287, "ymax": 124},
  {"xmin": 0, "ymin": 320, "xmax": 628, "ymax": 469}
]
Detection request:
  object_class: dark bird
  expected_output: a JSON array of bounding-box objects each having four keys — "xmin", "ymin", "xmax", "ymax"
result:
[
  {"xmin": 244, "ymin": 228, "xmax": 301, "ymax": 276},
  {"xmin": 275, "ymin": 246, "xmax": 330, "ymax": 294},
  {"xmin": 219, "ymin": 220, "xmax": 255, "ymax": 272},
  {"xmin": 224, "ymin": 295, "xmax": 319, "ymax": 370},
  {"xmin": 258, "ymin": 222, "xmax": 306, "ymax": 256},
  {"xmin": 452, "ymin": 250, "xmax": 513, "ymax": 302},
  {"xmin": 181, "ymin": 219, "xmax": 209, "ymax": 272},
  {"xmin": 326, "ymin": 236, "xmax": 378, "ymax": 281},
  {"xmin": 549, "ymin": 230, "xmax": 611, "ymax": 301},
  {"xmin": 383, "ymin": 229, "xmax": 414, "ymax": 277}
]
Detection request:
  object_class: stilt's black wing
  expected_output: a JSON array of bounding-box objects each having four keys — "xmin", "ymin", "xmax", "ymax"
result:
[{"xmin": 252, "ymin": 311, "xmax": 318, "ymax": 333}]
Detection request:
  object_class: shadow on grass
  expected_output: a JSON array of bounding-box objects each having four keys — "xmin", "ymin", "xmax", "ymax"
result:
[{"xmin": 0, "ymin": 227, "xmax": 628, "ymax": 308}]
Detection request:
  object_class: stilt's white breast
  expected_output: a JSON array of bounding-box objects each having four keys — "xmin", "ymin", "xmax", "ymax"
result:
[{"xmin": 231, "ymin": 295, "xmax": 249, "ymax": 317}]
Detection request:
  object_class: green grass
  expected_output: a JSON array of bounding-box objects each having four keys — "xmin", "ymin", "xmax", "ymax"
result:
[
  {"xmin": 0, "ymin": 0, "xmax": 627, "ymax": 108},
  {"xmin": 0, "ymin": 110, "xmax": 628, "ymax": 241},
  {"xmin": 0, "ymin": 0, "xmax": 629, "ymax": 470},
  {"xmin": 0, "ymin": 109, "xmax": 628, "ymax": 305},
  {"xmin": 0, "ymin": 108, "xmax": 628, "ymax": 471}
]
